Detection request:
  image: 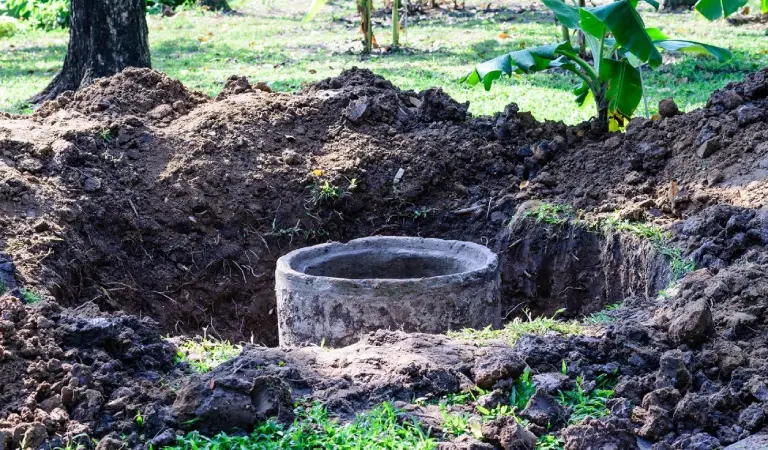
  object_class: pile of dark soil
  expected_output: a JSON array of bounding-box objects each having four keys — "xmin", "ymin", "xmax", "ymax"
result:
[
  {"xmin": 1, "ymin": 66, "xmax": 767, "ymax": 449},
  {"xmin": 0, "ymin": 296, "xmax": 178, "ymax": 450}
]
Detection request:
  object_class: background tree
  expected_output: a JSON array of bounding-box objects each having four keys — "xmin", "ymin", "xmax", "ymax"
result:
[
  {"xmin": 30, "ymin": 0, "xmax": 151, "ymax": 104},
  {"xmin": 197, "ymin": 0, "xmax": 231, "ymax": 11}
]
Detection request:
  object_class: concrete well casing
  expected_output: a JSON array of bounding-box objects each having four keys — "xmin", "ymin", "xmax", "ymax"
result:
[{"xmin": 275, "ymin": 236, "xmax": 501, "ymax": 347}]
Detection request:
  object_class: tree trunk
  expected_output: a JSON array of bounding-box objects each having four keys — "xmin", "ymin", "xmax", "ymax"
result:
[
  {"xmin": 392, "ymin": 0, "xmax": 399, "ymax": 49},
  {"xmin": 358, "ymin": 0, "xmax": 373, "ymax": 53},
  {"xmin": 30, "ymin": 0, "xmax": 150, "ymax": 104},
  {"xmin": 197, "ymin": 0, "xmax": 231, "ymax": 11},
  {"xmin": 662, "ymin": 0, "xmax": 697, "ymax": 10}
]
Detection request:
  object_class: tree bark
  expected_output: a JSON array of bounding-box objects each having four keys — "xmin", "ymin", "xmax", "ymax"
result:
[
  {"xmin": 197, "ymin": 0, "xmax": 232, "ymax": 11},
  {"xmin": 662, "ymin": 0, "xmax": 697, "ymax": 10},
  {"xmin": 30, "ymin": 0, "xmax": 151, "ymax": 104}
]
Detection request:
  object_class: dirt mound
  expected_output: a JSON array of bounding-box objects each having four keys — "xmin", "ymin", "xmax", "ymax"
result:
[
  {"xmin": 0, "ymin": 295, "xmax": 176, "ymax": 449},
  {"xmin": 34, "ymin": 68, "xmax": 209, "ymax": 120}
]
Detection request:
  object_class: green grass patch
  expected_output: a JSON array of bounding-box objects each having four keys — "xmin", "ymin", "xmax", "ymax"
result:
[
  {"xmin": 1, "ymin": 0, "xmax": 766, "ymax": 119},
  {"xmin": 522, "ymin": 203, "xmax": 575, "ymax": 225},
  {"xmin": 167, "ymin": 401, "xmax": 436, "ymax": 450},
  {"xmin": 174, "ymin": 338, "xmax": 242, "ymax": 373},
  {"xmin": 448, "ymin": 309, "xmax": 586, "ymax": 346}
]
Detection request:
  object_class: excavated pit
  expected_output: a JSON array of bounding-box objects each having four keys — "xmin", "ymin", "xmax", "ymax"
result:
[
  {"xmin": 497, "ymin": 212, "xmax": 671, "ymax": 320},
  {"xmin": 275, "ymin": 236, "xmax": 501, "ymax": 347}
]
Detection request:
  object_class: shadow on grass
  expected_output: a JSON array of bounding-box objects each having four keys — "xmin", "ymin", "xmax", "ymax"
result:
[{"xmin": 0, "ymin": 43, "xmax": 65, "ymax": 77}]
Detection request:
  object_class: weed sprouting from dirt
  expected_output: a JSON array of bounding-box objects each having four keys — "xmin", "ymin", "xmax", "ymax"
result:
[
  {"xmin": 537, "ymin": 435, "xmax": 566, "ymax": 450},
  {"xmin": 439, "ymin": 405, "xmax": 474, "ymax": 437},
  {"xmin": 557, "ymin": 372, "xmax": 618, "ymax": 425},
  {"xmin": 97, "ymin": 128, "xmax": 114, "ymax": 142},
  {"xmin": 20, "ymin": 288, "xmax": 41, "ymax": 304},
  {"xmin": 510, "ymin": 368, "xmax": 537, "ymax": 411},
  {"xmin": 309, "ymin": 180, "xmax": 344, "ymax": 205},
  {"xmin": 307, "ymin": 177, "xmax": 358, "ymax": 206},
  {"xmin": 448, "ymin": 309, "xmax": 586, "ymax": 346},
  {"xmin": 168, "ymin": 401, "xmax": 435, "ymax": 450},
  {"xmin": 412, "ymin": 207, "xmax": 437, "ymax": 220},
  {"xmin": 174, "ymin": 338, "xmax": 242, "ymax": 373},
  {"xmin": 582, "ymin": 304, "xmax": 620, "ymax": 325}
]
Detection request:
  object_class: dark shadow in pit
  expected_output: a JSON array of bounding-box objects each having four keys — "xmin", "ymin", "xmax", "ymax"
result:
[{"xmin": 497, "ymin": 217, "xmax": 670, "ymax": 321}]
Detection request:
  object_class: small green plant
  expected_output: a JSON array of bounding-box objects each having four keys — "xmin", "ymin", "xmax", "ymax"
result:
[
  {"xmin": 510, "ymin": 368, "xmax": 537, "ymax": 411},
  {"xmin": 600, "ymin": 216, "xmax": 668, "ymax": 244},
  {"xmin": 174, "ymin": 338, "xmax": 242, "ymax": 373},
  {"xmin": 463, "ymin": 0, "xmax": 731, "ymax": 131},
  {"xmin": 135, "ymin": 410, "xmax": 145, "ymax": 428},
  {"xmin": 561, "ymin": 360, "xmax": 568, "ymax": 375},
  {"xmin": 476, "ymin": 403, "xmax": 515, "ymax": 422},
  {"xmin": 413, "ymin": 207, "xmax": 437, "ymax": 220},
  {"xmin": 439, "ymin": 405, "xmax": 472, "ymax": 437},
  {"xmin": 97, "ymin": 128, "xmax": 113, "ymax": 142},
  {"xmin": 20, "ymin": 288, "xmax": 41, "ymax": 304},
  {"xmin": 309, "ymin": 180, "xmax": 344, "ymax": 205},
  {"xmin": 582, "ymin": 303, "xmax": 620, "ymax": 325},
  {"xmin": 537, "ymin": 434, "xmax": 566, "ymax": 450},
  {"xmin": 448, "ymin": 309, "xmax": 586, "ymax": 346},
  {"xmin": 663, "ymin": 247, "xmax": 696, "ymax": 281},
  {"xmin": 557, "ymin": 372, "xmax": 618, "ymax": 425}
]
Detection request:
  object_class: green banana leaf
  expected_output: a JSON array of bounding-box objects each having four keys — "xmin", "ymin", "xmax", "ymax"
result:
[
  {"xmin": 463, "ymin": 42, "xmax": 578, "ymax": 90},
  {"xmin": 629, "ymin": 0, "xmax": 661, "ymax": 10},
  {"xmin": 693, "ymin": 0, "xmax": 747, "ymax": 19},
  {"xmin": 762, "ymin": 0, "xmax": 767, "ymax": 14},
  {"xmin": 580, "ymin": 0, "xmax": 663, "ymax": 68},
  {"xmin": 654, "ymin": 40, "xmax": 731, "ymax": 61},
  {"xmin": 542, "ymin": 0, "xmax": 581, "ymax": 29},
  {"xmin": 646, "ymin": 27, "xmax": 731, "ymax": 62},
  {"xmin": 600, "ymin": 58, "xmax": 643, "ymax": 121}
]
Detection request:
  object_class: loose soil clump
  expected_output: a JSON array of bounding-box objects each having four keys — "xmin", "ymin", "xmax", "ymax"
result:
[{"xmin": 1, "ymin": 67, "xmax": 768, "ymax": 449}]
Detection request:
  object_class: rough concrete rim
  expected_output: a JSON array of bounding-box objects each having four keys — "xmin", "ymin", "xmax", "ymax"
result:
[{"xmin": 276, "ymin": 236, "xmax": 498, "ymax": 291}]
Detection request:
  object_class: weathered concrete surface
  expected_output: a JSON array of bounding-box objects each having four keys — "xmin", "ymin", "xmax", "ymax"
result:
[{"xmin": 275, "ymin": 236, "xmax": 500, "ymax": 347}]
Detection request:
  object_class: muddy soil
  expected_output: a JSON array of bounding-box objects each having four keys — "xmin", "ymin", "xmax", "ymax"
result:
[{"xmin": 1, "ymin": 67, "xmax": 767, "ymax": 449}]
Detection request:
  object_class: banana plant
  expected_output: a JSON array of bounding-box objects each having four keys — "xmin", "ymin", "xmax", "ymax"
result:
[
  {"xmin": 692, "ymin": 0, "xmax": 758, "ymax": 19},
  {"xmin": 463, "ymin": 0, "xmax": 732, "ymax": 131}
]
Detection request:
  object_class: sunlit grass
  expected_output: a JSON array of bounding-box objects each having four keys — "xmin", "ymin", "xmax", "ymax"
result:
[
  {"xmin": 1, "ymin": 0, "xmax": 766, "ymax": 121},
  {"xmin": 448, "ymin": 309, "xmax": 587, "ymax": 346},
  {"xmin": 174, "ymin": 338, "xmax": 242, "ymax": 373}
]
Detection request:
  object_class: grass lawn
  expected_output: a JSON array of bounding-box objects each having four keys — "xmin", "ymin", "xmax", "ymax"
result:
[{"xmin": 1, "ymin": 0, "xmax": 766, "ymax": 123}]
